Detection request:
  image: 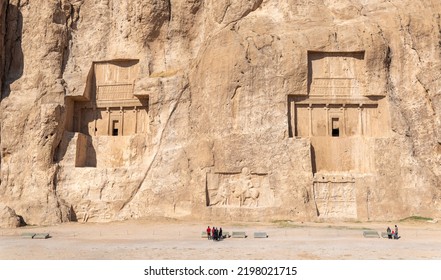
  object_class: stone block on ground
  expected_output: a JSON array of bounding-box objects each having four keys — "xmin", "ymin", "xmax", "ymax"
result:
[
  {"xmin": 254, "ymin": 232, "xmax": 268, "ymax": 238},
  {"xmin": 33, "ymin": 233, "xmax": 50, "ymax": 239},
  {"xmin": 21, "ymin": 232, "xmax": 36, "ymax": 239},
  {"xmin": 232, "ymin": 231, "xmax": 247, "ymax": 238},
  {"xmin": 363, "ymin": 230, "xmax": 380, "ymax": 238}
]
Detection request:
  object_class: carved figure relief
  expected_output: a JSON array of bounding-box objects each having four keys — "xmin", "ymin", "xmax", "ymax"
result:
[
  {"xmin": 206, "ymin": 168, "xmax": 273, "ymax": 208},
  {"xmin": 209, "ymin": 183, "xmax": 231, "ymax": 206},
  {"xmin": 313, "ymin": 175, "xmax": 357, "ymax": 219},
  {"xmin": 232, "ymin": 179, "xmax": 260, "ymax": 207}
]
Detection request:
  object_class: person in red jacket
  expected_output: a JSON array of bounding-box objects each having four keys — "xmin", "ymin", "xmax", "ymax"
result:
[{"xmin": 206, "ymin": 226, "xmax": 211, "ymax": 240}]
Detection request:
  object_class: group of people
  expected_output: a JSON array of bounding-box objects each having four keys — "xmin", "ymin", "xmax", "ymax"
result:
[
  {"xmin": 206, "ymin": 226, "xmax": 224, "ymax": 241},
  {"xmin": 386, "ymin": 225, "xmax": 399, "ymax": 239}
]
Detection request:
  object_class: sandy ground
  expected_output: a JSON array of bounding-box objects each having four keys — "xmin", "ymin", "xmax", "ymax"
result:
[{"xmin": 0, "ymin": 219, "xmax": 440, "ymax": 260}]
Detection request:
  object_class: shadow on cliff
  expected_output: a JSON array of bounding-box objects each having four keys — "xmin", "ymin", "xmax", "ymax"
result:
[
  {"xmin": 1, "ymin": 4, "xmax": 23, "ymax": 100},
  {"xmin": 54, "ymin": 64, "xmax": 97, "ymax": 167},
  {"xmin": 310, "ymin": 144, "xmax": 317, "ymax": 174}
]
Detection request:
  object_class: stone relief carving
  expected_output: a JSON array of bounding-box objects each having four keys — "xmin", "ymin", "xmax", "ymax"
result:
[
  {"xmin": 308, "ymin": 51, "xmax": 365, "ymax": 97},
  {"xmin": 232, "ymin": 179, "xmax": 260, "ymax": 207},
  {"xmin": 206, "ymin": 168, "xmax": 273, "ymax": 207},
  {"xmin": 67, "ymin": 59, "xmax": 149, "ymax": 137},
  {"xmin": 62, "ymin": 59, "xmax": 150, "ymax": 168},
  {"xmin": 94, "ymin": 60, "xmax": 139, "ymax": 101},
  {"xmin": 313, "ymin": 174, "xmax": 357, "ymax": 219},
  {"xmin": 288, "ymin": 51, "xmax": 389, "ymax": 173}
]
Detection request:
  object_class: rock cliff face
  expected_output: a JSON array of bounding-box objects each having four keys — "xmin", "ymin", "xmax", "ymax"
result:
[{"xmin": 1, "ymin": 0, "xmax": 440, "ymax": 227}]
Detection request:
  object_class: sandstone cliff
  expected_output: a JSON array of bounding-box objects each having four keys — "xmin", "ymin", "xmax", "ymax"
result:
[{"xmin": 1, "ymin": 0, "xmax": 440, "ymax": 227}]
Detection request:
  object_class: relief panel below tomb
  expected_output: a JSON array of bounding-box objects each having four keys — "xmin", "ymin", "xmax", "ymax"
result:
[
  {"xmin": 313, "ymin": 177, "xmax": 357, "ymax": 219},
  {"xmin": 206, "ymin": 170, "xmax": 275, "ymax": 208}
]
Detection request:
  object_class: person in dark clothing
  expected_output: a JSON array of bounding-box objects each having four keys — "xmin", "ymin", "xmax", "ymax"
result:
[
  {"xmin": 213, "ymin": 227, "xmax": 218, "ymax": 241},
  {"xmin": 219, "ymin": 227, "xmax": 223, "ymax": 240},
  {"xmin": 387, "ymin": 227, "xmax": 392, "ymax": 239}
]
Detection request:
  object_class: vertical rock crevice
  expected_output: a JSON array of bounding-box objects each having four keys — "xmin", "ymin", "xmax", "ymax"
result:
[
  {"xmin": 0, "ymin": 0, "xmax": 8, "ymax": 93},
  {"xmin": 0, "ymin": 0, "xmax": 8, "ymax": 198},
  {"xmin": 2, "ymin": 0, "xmax": 23, "ymax": 99}
]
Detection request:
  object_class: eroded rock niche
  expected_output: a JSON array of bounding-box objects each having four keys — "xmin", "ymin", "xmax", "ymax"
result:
[
  {"xmin": 61, "ymin": 59, "xmax": 149, "ymax": 168},
  {"xmin": 288, "ymin": 51, "xmax": 390, "ymax": 219}
]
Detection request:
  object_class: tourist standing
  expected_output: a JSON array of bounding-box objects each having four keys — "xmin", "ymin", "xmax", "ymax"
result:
[
  {"xmin": 215, "ymin": 227, "xmax": 219, "ymax": 241},
  {"xmin": 206, "ymin": 226, "xmax": 211, "ymax": 240},
  {"xmin": 387, "ymin": 227, "xmax": 392, "ymax": 239}
]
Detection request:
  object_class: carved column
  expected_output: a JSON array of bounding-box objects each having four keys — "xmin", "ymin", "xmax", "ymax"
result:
[
  {"xmin": 308, "ymin": 104, "xmax": 312, "ymax": 137},
  {"xmin": 134, "ymin": 106, "xmax": 138, "ymax": 134},
  {"xmin": 120, "ymin": 106, "xmax": 124, "ymax": 136},
  {"xmin": 290, "ymin": 99, "xmax": 295, "ymax": 137},
  {"xmin": 358, "ymin": 104, "xmax": 363, "ymax": 136},
  {"xmin": 93, "ymin": 105, "xmax": 97, "ymax": 136},
  {"xmin": 106, "ymin": 107, "xmax": 110, "ymax": 135},
  {"xmin": 341, "ymin": 104, "xmax": 346, "ymax": 137},
  {"xmin": 325, "ymin": 104, "xmax": 329, "ymax": 136}
]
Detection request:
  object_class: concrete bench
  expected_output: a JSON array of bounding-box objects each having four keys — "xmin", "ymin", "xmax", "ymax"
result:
[
  {"xmin": 363, "ymin": 230, "xmax": 380, "ymax": 238},
  {"xmin": 232, "ymin": 231, "xmax": 247, "ymax": 238},
  {"xmin": 381, "ymin": 232, "xmax": 389, "ymax": 238},
  {"xmin": 33, "ymin": 233, "xmax": 50, "ymax": 239},
  {"xmin": 21, "ymin": 232, "xmax": 36, "ymax": 239},
  {"xmin": 254, "ymin": 232, "xmax": 268, "ymax": 238}
]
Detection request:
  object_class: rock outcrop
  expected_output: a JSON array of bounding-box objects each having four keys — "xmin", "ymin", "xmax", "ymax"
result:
[
  {"xmin": 0, "ymin": 202, "xmax": 21, "ymax": 228},
  {"xmin": 1, "ymin": 0, "xmax": 440, "ymax": 227}
]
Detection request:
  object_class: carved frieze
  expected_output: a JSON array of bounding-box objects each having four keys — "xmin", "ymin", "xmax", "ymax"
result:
[
  {"xmin": 313, "ymin": 174, "xmax": 357, "ymax": 219},
  {"xmin": 206, "ymin": 168, "xmax": 274, "ymax": 208}
]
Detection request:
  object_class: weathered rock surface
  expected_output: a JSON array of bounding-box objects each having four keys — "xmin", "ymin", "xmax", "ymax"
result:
[
  {"xmin": 0, "ymin": 0, "xmax": 440, "ymax": 227},
  {"xmin": 0, "ymin": 202, "xmax": 21, "ymax": 228}
]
